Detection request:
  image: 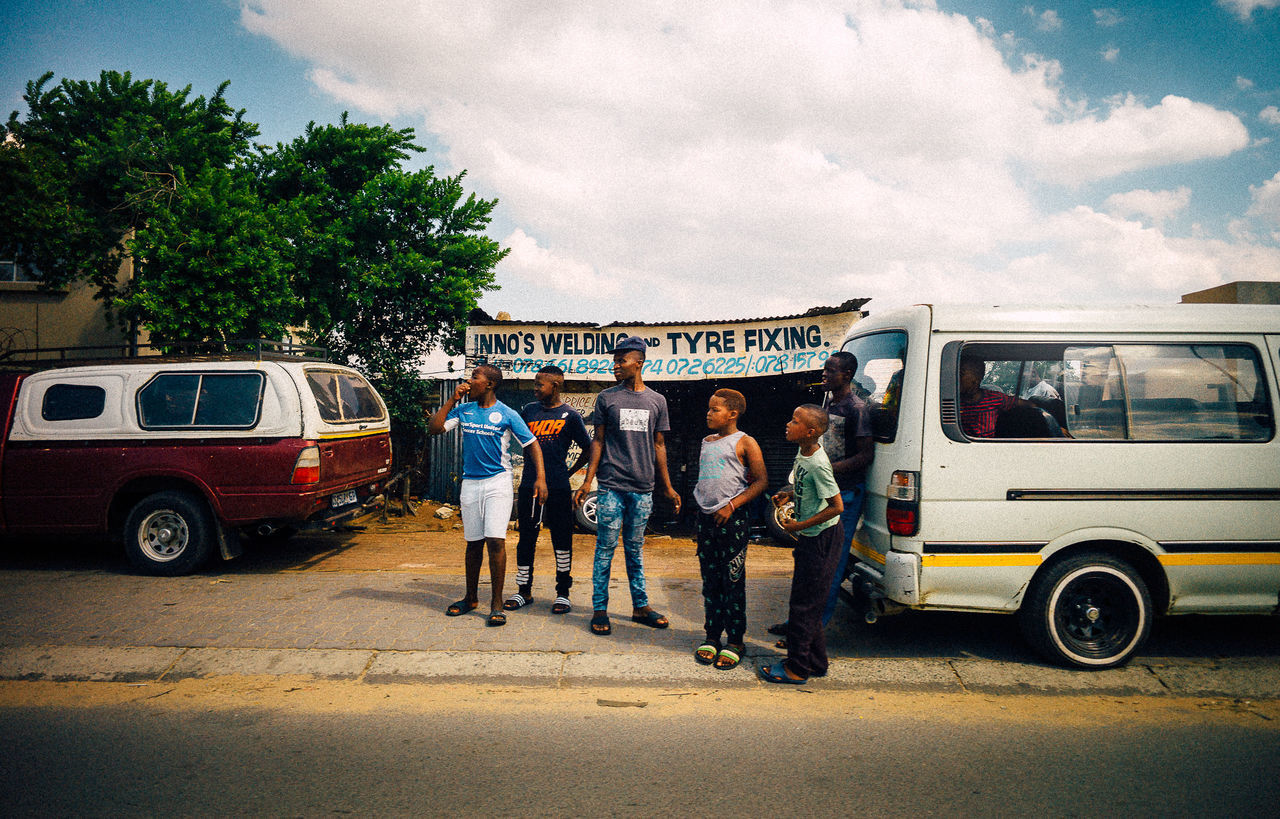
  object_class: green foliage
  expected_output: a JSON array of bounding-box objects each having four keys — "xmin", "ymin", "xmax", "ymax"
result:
[
  {"xmin": 2, "ymin": 71, "xmax": 258, "ymax": 304},
  {"xmin": 255, "ymin": 116, "xmax": 505, "ymax": 426},
  {"xmin": 2, "ymin": 72, "xmax": 504, "ymax": 440}
]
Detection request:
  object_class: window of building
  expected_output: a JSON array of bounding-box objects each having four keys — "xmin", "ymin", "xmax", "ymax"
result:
[{"xmin": 0, "ymin": 260, "xmax": 40, "ymax": 283}]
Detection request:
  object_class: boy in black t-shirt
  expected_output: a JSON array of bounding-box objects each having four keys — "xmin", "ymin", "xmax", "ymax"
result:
[{"xmin": 505, "ymin": 366, "xmax": 593, "ymax": 614}]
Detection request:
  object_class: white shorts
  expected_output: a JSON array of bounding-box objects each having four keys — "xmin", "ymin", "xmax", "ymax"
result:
[{"xmin": 460, "ymin": 473, "xmax": 514, "ymax": 541}]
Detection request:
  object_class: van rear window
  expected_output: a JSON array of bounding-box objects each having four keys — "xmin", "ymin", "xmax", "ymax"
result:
[
  {"xmin": 952, "ymin": 343, "xmax": 1274, "ymax": 442},
  {"xmin": 842, "ymin": 331, "xmax": 907, "ymax": 442},
  {"xmin": 305, "ymin": 370, "xmax": 385, "ymax": 423},
  {"xmin": 138, "ymin": 372, "xmax": 264, "ymax": 429}
]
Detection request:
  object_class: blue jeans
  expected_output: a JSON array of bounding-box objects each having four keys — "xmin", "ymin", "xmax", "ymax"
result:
[
  {"xmin": 592, "ymin": 489, "xmax": 653, "ymax": 612},
  {"xmin": 822, "ymin": 483, "xmax": 866, "ymax": 626}
]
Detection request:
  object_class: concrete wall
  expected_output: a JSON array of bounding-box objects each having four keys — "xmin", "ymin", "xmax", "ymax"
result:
[{"xmin": 0, "ymin": 254, "xmax": 144, "ymax": 354}]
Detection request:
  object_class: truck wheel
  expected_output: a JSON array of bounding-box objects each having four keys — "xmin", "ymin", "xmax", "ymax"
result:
[
  {"xmin": 123, "ymin": 491, "xmax": 215, "ymax": 576},
  {"xmin": 574, "ymin": 490, "xmax": 599, "ymax": 534},
  {"xmin": 764, "ymin": 485, "xmax": 798, "ymax": 546},
  {"xmin": 1019, "ymin": 552, "xmax": 1152, "ymax": 669}
]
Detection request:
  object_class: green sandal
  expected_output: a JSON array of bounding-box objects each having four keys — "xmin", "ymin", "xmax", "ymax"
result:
[
  {"xmin": 695, "ymin": 641, "xmax": 720, "ymax": 665},
  {"xmin": 714, "ymin": 644, "xmax": 744, "ymax": 670}
]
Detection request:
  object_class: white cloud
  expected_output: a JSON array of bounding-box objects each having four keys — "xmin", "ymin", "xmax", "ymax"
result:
[
  {"xmin": 1093, "ymin": 8, "xmax": 1123, "ymax": 26},
  {"xmin": 1026, "ymin": 7, "xmax": 1064, "ymax": 31},
  {"xmin": 1104, "ymin": 187, "xmax": 1191, "ymax": 228},
  {"xmin": 1247, "ymin": 171, "xmax": 1280, "ymax": 225},
  {"xmin": 240, "ymin": 1, "xmax": 1273, "ymax": 321},
  {"xmin": 1261, "ymin": 106, "xmax": 1280, "ymax": 126},
  {"xmin": 1237, "ymin": 76, "xmax": 1255, "ymax": 90},
  {"xmin": 500, "ymin": 229, "xmax": 620, "ymax": 300},
  {"xmin": 1101, "ymin": 46, "xmax": 1119, "ymax": 62},
  {"xmin": 1218, "ymin": 0, "xmax": 1280, "ymax": 21},
  {"xmin": 1028, "ymin": 95, "xmax": 1248, "ymax": 184}
]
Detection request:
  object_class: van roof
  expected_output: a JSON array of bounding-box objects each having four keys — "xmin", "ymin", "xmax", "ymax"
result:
[{"xmin": 855, "ymin": 303, "xmax": 1280, "ymax": 335}]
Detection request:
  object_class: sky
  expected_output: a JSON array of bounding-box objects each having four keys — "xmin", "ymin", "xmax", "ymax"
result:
[{"xmin": 4, "ymin": 0, "xmax": 1280, "ymax": 327}]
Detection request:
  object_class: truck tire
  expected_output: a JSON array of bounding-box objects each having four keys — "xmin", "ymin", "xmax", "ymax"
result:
[
  {"xmin": 123, "ymin": 490, "xmax": 216, "ymax": 576},
  {"xmin": 764, "ymin": 485, "xmax": 798, "ymax": 546},
  {"xmin": 1019, "ymin": 552, "xmax": 1152, "ymax": 669}
]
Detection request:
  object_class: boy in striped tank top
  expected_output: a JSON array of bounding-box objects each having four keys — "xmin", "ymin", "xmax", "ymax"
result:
[{"xmin": 692, "ymin": 389, "xmax": 768, "ymax": 670}]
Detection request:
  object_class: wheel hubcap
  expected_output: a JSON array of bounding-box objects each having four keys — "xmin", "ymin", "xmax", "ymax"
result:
[
  {"xmin": 1055, "ymin": 572, "xmax": 1140, "ymax": 659},
  {"xmin": 138, "ymin": 511, "xmax": 189, "ymax": 562}
]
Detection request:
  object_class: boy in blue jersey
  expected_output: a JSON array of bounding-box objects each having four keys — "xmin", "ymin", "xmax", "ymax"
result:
[{"xmin": 429, "ymin": 364, "xmax": 546, "ymax": 626}]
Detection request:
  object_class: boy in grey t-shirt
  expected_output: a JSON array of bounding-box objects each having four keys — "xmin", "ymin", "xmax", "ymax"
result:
[{"xmin": 574, "ymin": 335, "xmax": 682, "ymax": 636}]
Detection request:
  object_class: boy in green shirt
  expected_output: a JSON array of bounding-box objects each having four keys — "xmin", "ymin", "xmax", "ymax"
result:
[{"xmin": 760, "ymin": 404, "xmax": 844, "ymax": 685}]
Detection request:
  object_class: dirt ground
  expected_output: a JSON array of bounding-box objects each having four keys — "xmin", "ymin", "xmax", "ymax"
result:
[
  {"xmin": 6, "ymin": 677, "xmax": 1278, "ymax": 726},
  {"xmin": 249, "ymin": 499, "xmax": 797, "ymax": 578}
]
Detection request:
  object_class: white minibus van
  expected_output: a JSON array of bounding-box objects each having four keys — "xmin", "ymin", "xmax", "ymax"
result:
[{"xmin": 839, "ymin": 304, "xmax": 1280, "ymax": 668}]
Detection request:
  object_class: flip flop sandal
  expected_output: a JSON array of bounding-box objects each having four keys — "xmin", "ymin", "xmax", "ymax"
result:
[
  {"xmin": 695, "ymin": 641, "xmax": 720, "ymax": 665},
  {"xmin": 714, "ymin": 645, "xmax": 744, "ymax": 670},
  {"xmin": 774, "ymin": 638, "xmax": 787, "ymax": 650},
  {"xmin": 445, "ymin": 599, "xmax": 478, "ymax": 617},
  {"xmin": 767, "ymin": 622, "xmax": 789, "ymax": 636},
  {"xmin": 590, "ymin": 612, "xmax": 611, "ymax": 635},
  {"xmin": 551, "ymin": 597, "xmax": 572, "ymax": 614},
  {"xmin": 759, "ymin": 660, "xmax": 806, "ymax": 685},
  {"xmin": 486, "ymin": 610, "xmax": 507, "ymax": 627},
  {"xmin": 631, "ymin": 610, "xmax": 670, "ymax": 629},
  {"xmin": 503, "ymin": 593, "xmax": 532, "ymax": 611}
]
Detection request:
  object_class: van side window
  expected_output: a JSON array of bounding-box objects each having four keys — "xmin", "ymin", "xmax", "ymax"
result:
[
  {"xmin": 1065, "ymin": 344, "xmax": 1272, "ymax": 441},
  {"xmin": 305, "ymin": 370, "xmax": 385, "ymax": 423},
  {"xmin": 42, "ymin": 384, "xmax": 106, "ymax": 422},
  {"xmin": 842, "ymin": 330, "xmax": 907, "ymax": 442},
  {"xmin": 949, "ymin": 342, "xmax": 1274, "ymax": 442},
  {"xmin": 138, "ymin": 372, "xmax": 264, "ymax": 429}
]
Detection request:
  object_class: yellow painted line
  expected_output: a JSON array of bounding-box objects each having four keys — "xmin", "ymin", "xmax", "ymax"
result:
[
  {"xmin": 922, "ymin": 554, "xmax": 1043, "ymax": 568},
  {"xmin": 1159, "ymin": 553, "xmax": 1280, "ymax": 567},
  {"xmin": 852, "ymin": 541, "xmax": 885, "ymax": 565},
  {"xmin": 318, "ymin": 430, "xmax": 388, "ymax": 441}
]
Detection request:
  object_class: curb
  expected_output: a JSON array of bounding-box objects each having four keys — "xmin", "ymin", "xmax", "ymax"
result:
[{"xmin": 2, "ymin": 646, "xmax": 1278, "ymax": 698}]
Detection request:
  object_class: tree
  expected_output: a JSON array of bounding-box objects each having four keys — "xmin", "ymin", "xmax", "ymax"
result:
[
  {"xmin": 255, "ymin": 117, "xmax": 506, "ymax": 428},
  {"xmin": 1, "ymin": 70, "xmax": 284, "ymax": 341}
]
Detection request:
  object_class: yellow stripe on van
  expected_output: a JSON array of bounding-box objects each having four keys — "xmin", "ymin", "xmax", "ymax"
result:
[
  {"xmin": 1159, "ymin": 553, "xmax": 1280, "ymax": 567},
  {"xmin": 318, "ymin": 430, "xmax": 388, "ymax": 441},
  {"xmin": 852, "ymin": 541, "xmax": 885, "ymax": 565},
  {"xmin": 922, "ymin": 554, "xmax": 1044, "ymax": 568}
]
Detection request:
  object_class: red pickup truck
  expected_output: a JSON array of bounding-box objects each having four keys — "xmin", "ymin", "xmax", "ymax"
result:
[{"xmin": 0, "ymin": 355, "xmax": 392, "ymax": 575}]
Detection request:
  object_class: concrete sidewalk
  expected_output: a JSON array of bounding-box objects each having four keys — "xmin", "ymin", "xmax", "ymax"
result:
[{"xmin": 1, "ymin": 563, "xmax": 1278, "ymax": 698}]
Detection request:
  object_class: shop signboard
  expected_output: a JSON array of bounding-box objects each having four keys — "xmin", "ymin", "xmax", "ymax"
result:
[{"xmin": 465, "ymin": 309, "xmax": 862, "ymax": 381}]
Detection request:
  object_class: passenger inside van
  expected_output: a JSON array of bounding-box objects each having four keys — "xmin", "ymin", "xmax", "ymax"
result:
[{"xmin": 959, "ymin": 356, "xmax": 1031, "ymax": 438}]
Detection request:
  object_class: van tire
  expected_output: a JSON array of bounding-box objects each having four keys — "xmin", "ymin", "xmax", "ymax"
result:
[
  {"xmin": 1019, "ymin": 552, "xmax": 1152, "ymax": 669},
  {"xmin": 123, "ymin": 491, "xmax": 216, "ymax": 576},
  {"xmin": 765, "ymin": 485, "xmax": 798, "ymax": 546}
]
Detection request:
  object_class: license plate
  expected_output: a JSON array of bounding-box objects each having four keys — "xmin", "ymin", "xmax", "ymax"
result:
[{"xmin": 330, "ymin": 489, "xmax": 358, "ymax": 508}]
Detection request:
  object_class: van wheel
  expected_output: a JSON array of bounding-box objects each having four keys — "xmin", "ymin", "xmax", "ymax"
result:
[
  {"xmin": 123, "ymin": 491, "xmax": 215, "ymax": 576},
  {"xmin": 1019, "ymin": 552, "xmax": 1152, "ymax": 669},
  {"xmin": 575, "ymin": 490, "xmax": 599, "ymax": 534},
  {"xmin": 765, "ymin": 485, "xmax": 798, "ymax": 546}
]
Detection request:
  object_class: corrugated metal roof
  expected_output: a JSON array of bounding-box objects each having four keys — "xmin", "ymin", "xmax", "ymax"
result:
[{"xmin": 468, "ymin": 298, "xmax": 869, "ymax": 328}]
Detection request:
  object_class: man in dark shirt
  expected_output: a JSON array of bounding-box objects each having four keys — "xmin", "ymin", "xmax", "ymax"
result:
[{"xmin": 506, "ymin": 366, "xmax": 593, "ymax": 614}]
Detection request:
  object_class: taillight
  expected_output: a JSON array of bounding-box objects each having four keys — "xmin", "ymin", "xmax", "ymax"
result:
[
  {"xmin": 292, "ymin": 445, "xmax": 321, "ymax": 485},
  {"xmin": 885, "ymin": 470, "xmax": 919, "ymax": 536}
]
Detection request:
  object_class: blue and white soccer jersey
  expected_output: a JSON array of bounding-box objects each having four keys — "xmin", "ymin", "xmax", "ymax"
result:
[{"xmin": 444, "ymin": 401, "xmax": 535, "ymax": 539}]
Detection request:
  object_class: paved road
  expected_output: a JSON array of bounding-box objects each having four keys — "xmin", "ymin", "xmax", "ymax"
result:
[
  {"xmin": 4, "ymin": 684, "xmax": 1278, "ymax": 816},
  {"xmin": 0, "ymin": 527, "xmax": 1277, "ymax": 697}
]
